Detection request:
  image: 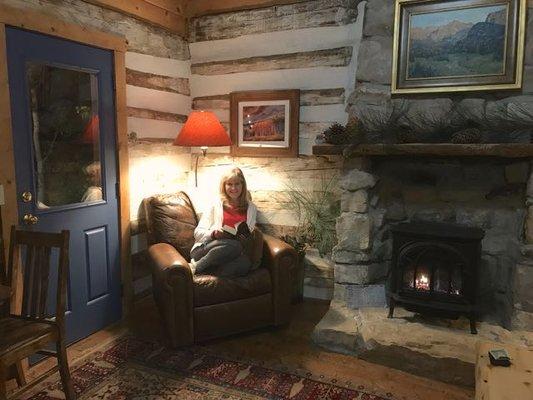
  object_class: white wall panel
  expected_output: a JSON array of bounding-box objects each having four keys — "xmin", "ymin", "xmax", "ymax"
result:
[
  {"xmin": 128, "ymin": 117, "xmax": 183, "ymax": 139},
  {"xmin": 257, "ymin": 210, "xmax": 299, "ymax": 226},
  {"xmin": 190, "ymin": 67, "xmax": 350, "ymax": 98},
  {"xmin": 126, "ymin": 52, "xmax": 191, "ymax": 78},
  {"xmin": 126, "ymin": 85, "xmax": 191, "ymax": 115},
  {"xmin": 190, "ymin": 24, "xmax": 359, "ymax": 63},
  {"xmin": 299, "ymin": 137, "xmax": 315, "ymax": 156},
  {"xmin": 300, "ymin": 105, "xmax": 347, "ymax": 123}
]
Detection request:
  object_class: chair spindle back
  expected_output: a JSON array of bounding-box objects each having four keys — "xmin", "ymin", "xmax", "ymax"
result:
[{"xmin": 7, "ymin": 226, "xmax": 70, "ymax": 321}]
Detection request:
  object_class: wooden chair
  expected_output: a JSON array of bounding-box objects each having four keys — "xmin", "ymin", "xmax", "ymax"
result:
[
  {"xmin": 0, "ymin": 211, "xmax": 23, "ymax": 390},
  {"xmin": 0, "ymin": 226, "xmax": 75, "ymax": 400}
]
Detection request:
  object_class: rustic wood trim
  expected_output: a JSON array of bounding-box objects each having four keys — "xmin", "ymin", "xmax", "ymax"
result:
[
  {"xmin": 186, "ymin": 0, "xmax": 311, "ymax": 17},
  {"xmin": 312, "ymin": 143, "xmax": 533, "ymax": 158},
  {"xmin": 0, "ymin": 24, "xmax": 18, "ymax": 269},
  {"xmin": 192, "ymin": 95, "xmax": 230, "ymax": 110},
  {"xmin": 191, "ymin": 47, "xmax": 353, "ymax": 76},
  {"xmin": 0, "ymin": 4, "xmax": 126, "ymax": 52},
  {"xmin": 127, "ymin": 107, "xmax": 188, "ymax": 123},
  {"xmin": 145, "ymin": 0, "xmax": 184, "ymax": 15},
  {"xmin": 129, "ymin": 137, "xmax": 174, "ymax": 145},
  {"xmin": 82, "ymin": 0, "xmax": 186, "ymax": 36},
  {"xmin": 126, "ymin": 68, "xmax": 190, "ymax": 95},
  {"xmin": 193, "ymin": 89, "xmax": 345, "ymax": 110},
  {"xmin": 300, "ymin": 88, "xmax": 345, "ymax": 106},
  {"xmin": 114, "ymin": 51, "xmax": 133, "ymax": 318}
]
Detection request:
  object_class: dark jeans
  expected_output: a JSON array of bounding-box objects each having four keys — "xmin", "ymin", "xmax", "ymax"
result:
[{"xmin": 190, "ymin": 239, "xmax": 251, "ymax": 278}]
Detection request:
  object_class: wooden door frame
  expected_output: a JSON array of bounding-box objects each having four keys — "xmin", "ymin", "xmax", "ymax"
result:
[{"xmin": 0, "ymin": 4, "xmax": 133, "ymax": 318}]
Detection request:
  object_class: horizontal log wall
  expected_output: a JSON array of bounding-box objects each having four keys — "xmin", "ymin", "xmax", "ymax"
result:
[
  {"xmin": 189, "ymin": 0, "xmax": 364, "ymax": 234},
  {"xmin": 2, "ymin": 0, "xmax": 189, "ymax": 58},
  {"xmin": 83, "ymin": 0, "xmax": 186, "ymax": 35}
]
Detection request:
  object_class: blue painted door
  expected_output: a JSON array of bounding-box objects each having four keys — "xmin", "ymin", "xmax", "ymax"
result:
[{"xmin": 6, "ymin": 27, "xmax": 122, "ymax": 343}]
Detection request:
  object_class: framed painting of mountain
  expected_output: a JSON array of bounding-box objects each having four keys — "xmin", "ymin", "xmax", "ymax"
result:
[
  {"xmin": 391, "ymin": 0, "xmax": 526, "ymax": 94},
  {"xmin": 230, "ymin": 89, "xmax": 299, "ymax": 157}
]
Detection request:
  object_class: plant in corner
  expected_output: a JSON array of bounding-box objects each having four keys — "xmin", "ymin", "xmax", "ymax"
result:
[{"xmin": 282, "ymin": 174, "xmax": 340, "ymax": 257}]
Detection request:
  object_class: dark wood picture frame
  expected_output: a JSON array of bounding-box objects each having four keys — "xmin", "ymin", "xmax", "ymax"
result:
[
  {"xmin": 230, "ymin": 89, "xmax": 300, "ymax": 157},
  {"xmin": 391, "ymin": 0, "xmax": 526, "ymax": 94}
]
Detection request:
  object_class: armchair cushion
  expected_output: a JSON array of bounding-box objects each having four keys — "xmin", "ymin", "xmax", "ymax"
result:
[
  {"xmin": 193, "ymin": 268, "xmax": 271, "ymax": 307},
  {"xmin": 144, "ymin": 192, "xmax": 198, "ymax": 261}
]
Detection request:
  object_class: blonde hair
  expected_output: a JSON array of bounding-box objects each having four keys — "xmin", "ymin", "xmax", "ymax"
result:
[
  {"xmin": 219, "ymin": 167, "xmax": 249, "ymax": 210},
  {"xmin": 84, "ymin": 162, "xmax": 101, "ymax": 186}
]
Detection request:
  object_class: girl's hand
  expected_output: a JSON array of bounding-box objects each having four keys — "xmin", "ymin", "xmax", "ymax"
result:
[{"xmin": 212, "ymin": 229, "xmax": 232, "ymax": 240}]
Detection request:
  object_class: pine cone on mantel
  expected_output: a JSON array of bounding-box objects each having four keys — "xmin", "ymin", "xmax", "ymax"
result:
[
  {"xmin": 323, "ymin": 123, "xmax": 349, "ymax": 145},
  {"xmin": 451, "ymin": 128, "xmax": 482, "ymax": 144}
]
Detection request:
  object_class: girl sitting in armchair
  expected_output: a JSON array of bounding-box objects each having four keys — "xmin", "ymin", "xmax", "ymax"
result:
[{"xmin": 189, "ymin": 167, "xmax": 257, "ymax": 277}]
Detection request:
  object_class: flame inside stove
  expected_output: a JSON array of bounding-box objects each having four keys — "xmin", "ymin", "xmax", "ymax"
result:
[{"xmin": 415, "ymin": 273, "xmax": 430, "ymax": 290}]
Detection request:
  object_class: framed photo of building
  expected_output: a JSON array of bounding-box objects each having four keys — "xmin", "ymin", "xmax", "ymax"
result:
[
  {"xmin": 391, "ymin": 0, "xmax": 526, "ymax": 94},
  {"xmin": 230, "ymin": 89, "xmax": 300, "ymax": 157}
]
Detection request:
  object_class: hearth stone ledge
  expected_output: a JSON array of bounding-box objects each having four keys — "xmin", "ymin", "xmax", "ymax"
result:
[{"xmin": 311, "ymin": 302, "xmax": 533, "ymax": 388}]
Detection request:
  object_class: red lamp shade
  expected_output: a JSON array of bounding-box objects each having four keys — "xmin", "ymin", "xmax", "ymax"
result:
[
  {"xmin": 81, "ymin": 114, "xmax": 99, "ymax": 144},
  {"xmin": 173, "ymin": 110, "xmax": 231, "ymax": 147}
]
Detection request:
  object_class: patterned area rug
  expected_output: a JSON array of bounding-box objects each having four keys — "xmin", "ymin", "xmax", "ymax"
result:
[{"xmin": 23, "ymin": 337, "xmax": 391, "ymax": 399}]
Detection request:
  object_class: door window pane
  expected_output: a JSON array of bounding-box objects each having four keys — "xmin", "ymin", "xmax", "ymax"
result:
[{"xmin": 26, "ymin": 63, "xmax": 103, "ymax": 208}]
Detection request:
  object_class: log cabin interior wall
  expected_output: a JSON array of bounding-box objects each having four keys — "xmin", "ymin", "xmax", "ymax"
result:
[
  {"xmin": 188, "ymin": 0, "xmax": 364, "ymax": 237},
  {"xmin": 0, "ymin": 0, "xmax": 365, "ymax": 298}
]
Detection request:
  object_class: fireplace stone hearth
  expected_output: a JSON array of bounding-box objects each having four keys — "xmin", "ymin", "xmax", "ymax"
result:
[
  {"xmin": 312, "ymin": 302, "xmax": 533, "ymax": 387},
  {"xmin": 312, "ymin": 153, "xmax": 533, "ymax": 384}
]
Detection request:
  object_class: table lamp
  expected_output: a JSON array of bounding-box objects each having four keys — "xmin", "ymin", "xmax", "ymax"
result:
[{"xmin": 173, "ymin": 110, "xmax": 231, "ymax": 186}]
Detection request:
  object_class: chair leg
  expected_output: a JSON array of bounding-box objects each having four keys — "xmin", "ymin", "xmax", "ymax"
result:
[
  {"xmin": 14, "ymin": 362, "xmax": 26, "ymax": 387},
  {"xmin": 0, "ymin": 365, "xmax": 8, "ymax": 400},
  {"xmin": 56, "ymin": 340, "xmax": 76, "ymax": 400}
]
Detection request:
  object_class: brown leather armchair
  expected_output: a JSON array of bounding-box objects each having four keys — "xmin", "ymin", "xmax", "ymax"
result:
[{"xmin": 143, "ymin": 192, "xmax": 296, "ymax": 347}]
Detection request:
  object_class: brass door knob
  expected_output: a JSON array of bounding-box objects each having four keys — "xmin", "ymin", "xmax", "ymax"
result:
[
  {"xmin": 21, "ymin": 191, "xmax": 32, "ymax": 203},
  {"xmin": 23, "ymin": 214, "xmax": 39, "ymax": 225}
]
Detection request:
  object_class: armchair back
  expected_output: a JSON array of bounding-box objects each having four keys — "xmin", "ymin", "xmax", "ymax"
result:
[{"xmin": 143, "ymin": 192, "xmax": 198, "ymax": 261}]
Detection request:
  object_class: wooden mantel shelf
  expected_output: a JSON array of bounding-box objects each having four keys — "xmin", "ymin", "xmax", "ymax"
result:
[{"xmin": 312, "ymin": 143, "xmax": 533, "ymax": 158}]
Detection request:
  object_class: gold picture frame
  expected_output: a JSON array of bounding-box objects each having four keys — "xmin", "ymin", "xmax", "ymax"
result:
[{"xmin": 391, "ymin": 0, "xmax": 526, "ymax": 94}]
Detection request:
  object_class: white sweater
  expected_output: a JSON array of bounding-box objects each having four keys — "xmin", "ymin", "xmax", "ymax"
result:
[{"xmin": 192, "ymin": 200, "xmax": 257, "ymax": 252}]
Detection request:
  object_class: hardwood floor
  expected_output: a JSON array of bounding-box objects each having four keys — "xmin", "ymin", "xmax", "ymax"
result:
[
  {"xmin": 21, "ymin": 297, "xmax": 474, "ymax": 400},
  {"xmin": 131, "ymin": 297, "xmax": 474, "ymax": 400}
]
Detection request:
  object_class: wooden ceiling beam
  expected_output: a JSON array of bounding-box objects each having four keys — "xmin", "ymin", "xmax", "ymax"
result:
[
  {"xmin": 144, "ymin": 0, "xmax": 185, "ymax": 15},
  {"xmin": 185, "ymin": 0, "xmax": 311, "ymax": 18},
  {"xmin": 83, "ymin": 0, "xmax": 186, "ymax": 36}
]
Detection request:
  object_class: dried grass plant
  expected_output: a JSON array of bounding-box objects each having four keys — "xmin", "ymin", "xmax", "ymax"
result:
[{"xmin": 282, "ymin": 174, "xmax": 340, "ymax": 256}]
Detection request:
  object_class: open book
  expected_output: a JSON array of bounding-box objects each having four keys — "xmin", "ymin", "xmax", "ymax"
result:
[{"xmin": 222, "ymin": 221, "xmax": 251, "ymax": 238}]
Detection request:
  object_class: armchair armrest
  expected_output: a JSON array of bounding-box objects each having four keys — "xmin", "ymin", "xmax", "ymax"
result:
[
  {"xmin": 262, "ymin": 234, "xmax": 296, "ymax": 325},
  {"xmin": 148, "ymin": 243, "xmax": 194, "ymax": 347}
]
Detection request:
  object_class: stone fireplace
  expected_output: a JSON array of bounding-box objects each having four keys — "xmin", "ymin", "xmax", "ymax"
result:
[
  {"xmin": 331, "ymin": 154, "xmax": 531, "ymax": 330},
  {"xmin": 309, "ymin": 0, "xmax": 533, "ymax": 386},
  {"xmin": 312, "ymin": 149, "xmax": 533, "ymax": 386}
]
